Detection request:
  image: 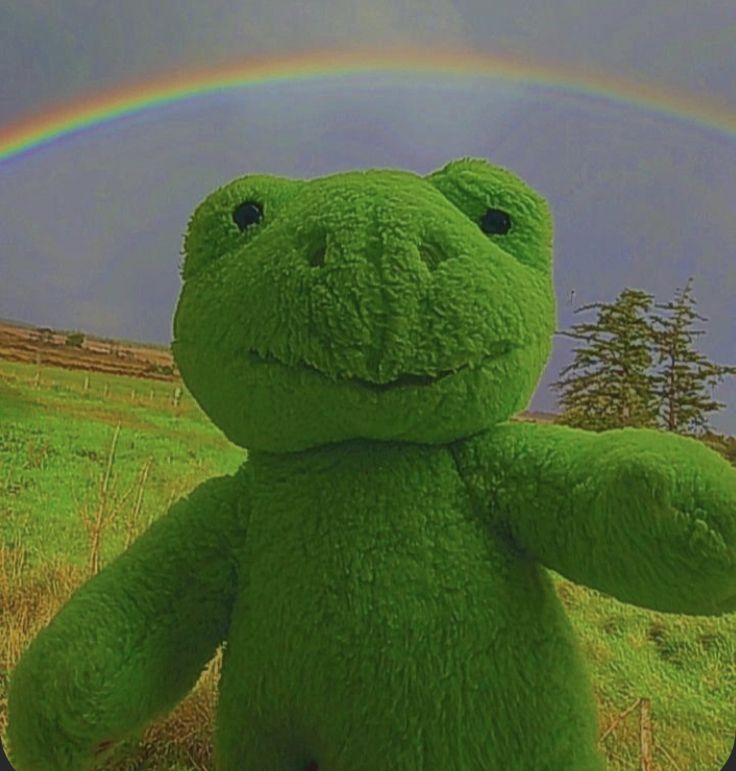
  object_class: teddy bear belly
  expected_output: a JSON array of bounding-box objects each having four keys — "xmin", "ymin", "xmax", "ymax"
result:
[
  {"xmin": 213, "ymin": 445, "xmax": 604, "ymax": 769},
  {"xmin": 214, "ymin": 546, "xmax": 603, "ymax": 771}
]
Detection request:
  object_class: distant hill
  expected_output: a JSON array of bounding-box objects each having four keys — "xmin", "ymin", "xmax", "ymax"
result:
[
  {"xmin": 0, "ymin": 316, "xmax": 171, "ymax": 351},
  {"xmin": 0, "ymin": 317, "xmax": 178, "ymax": 381}
]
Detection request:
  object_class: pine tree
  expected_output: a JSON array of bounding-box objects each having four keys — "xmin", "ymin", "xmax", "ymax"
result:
[
  {"xmin": 649, "ymin": 277, "xmax": 736, "ymax": 435},
  {"xmin": 551, "ymin": 288, "xmax": 660, "ymax": 431}
]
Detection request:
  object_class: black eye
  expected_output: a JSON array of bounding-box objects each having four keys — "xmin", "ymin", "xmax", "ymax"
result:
[
  {"xmin": 232, "ymin": 201, "xmax": 263, "ymax": 231},
  {"xmin": 480, "ymin": 208, "xmax": 512, "ymax": 235}
]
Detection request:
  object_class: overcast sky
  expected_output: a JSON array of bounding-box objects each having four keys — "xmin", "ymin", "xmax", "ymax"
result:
[{"xmin": 1, "ymin": 0, "xmax": 734, "ymax": 433}]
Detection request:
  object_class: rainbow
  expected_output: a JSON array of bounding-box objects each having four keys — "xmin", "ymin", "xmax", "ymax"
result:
[{"xmin": 2, "ymin": 46, "xmax": 735, "ymax": 163}]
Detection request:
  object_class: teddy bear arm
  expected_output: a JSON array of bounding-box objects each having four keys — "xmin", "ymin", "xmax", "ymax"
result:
[
  {"xmin": 5, "ymin": 469, "xmax": 250, "ymax": 771},
  {"xmin": 457, "ymin": 422, "xmax": 736, "ymax": 615}
]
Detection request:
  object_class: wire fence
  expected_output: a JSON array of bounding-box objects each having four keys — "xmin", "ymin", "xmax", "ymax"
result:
[{"xmin": 1, "ymin": 361, "xmax": 187, "ymax": 411}]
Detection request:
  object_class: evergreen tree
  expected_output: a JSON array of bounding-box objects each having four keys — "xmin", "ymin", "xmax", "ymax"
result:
[
  {"xmin": 551, "ymin": 288, "xmax": 659, "ymax": 431},
  {"xmin": 649, "ymin": 277, "xmax": 736, "ymax": 435}
]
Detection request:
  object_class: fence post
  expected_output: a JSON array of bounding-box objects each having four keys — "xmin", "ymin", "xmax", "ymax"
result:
[
  {"xmin": 34, "ymin": 350, "xmax": 42, "ymax": 389},
  {"xmin": 640, "ymin": 697, "xmax": 653, "ymax": 771},
  {"xmin": 599, "ymin": 698, "xmax": 642, "ymax": 746}
]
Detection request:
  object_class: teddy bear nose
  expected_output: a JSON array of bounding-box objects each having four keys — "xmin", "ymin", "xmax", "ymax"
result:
[
  {"xmin": 307, "ymin": 238, "xmax": 327, "ymax": 269},
  {"xmin": 417, "ymin": 241, "xmax": 445, "ymax": 271},
  {"xmin": 305, "ymin": 231, "xmax": 448, "ymax": 273}
]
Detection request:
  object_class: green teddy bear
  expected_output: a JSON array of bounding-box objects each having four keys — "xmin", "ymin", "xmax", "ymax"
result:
[{"xmin": 5, "ymin": 158, "xmax": 736, "ymax": 771}]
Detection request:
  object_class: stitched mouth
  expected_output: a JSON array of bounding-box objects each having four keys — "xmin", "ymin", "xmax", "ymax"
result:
[{"xmin": 245, "ymin": 341, "xmax": 512, "ymax": 390}]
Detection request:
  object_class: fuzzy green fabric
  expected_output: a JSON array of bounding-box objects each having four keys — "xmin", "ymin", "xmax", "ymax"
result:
[{"xmin": 6, "ymin": 158, "xmax": 736, "ymax": 771}]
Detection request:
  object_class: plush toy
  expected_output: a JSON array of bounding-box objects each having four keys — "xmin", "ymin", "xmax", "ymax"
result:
[{"xmin": 6, "ymin": 158, "xmax": 736, "ymax": 771}]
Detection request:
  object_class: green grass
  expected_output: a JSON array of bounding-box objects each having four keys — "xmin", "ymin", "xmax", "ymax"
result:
[
  {"xmin": 1, "ymin": 357, "xmax": 735, "ymax": 770},
  {"xmin": 0, "ymin": 360, "xmax": 242, "ymax": 569},
  {"xmin": 557, "ymin": 576, "xmax": 736, "ymax": 769}
]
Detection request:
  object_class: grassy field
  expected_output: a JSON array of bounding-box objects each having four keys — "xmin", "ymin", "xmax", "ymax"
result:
[{"xmin": 0, "ymin": 357, "xmax": 734, "ymax": 770}]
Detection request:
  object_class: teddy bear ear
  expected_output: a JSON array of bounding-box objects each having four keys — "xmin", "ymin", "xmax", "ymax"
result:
[{"xmin": 426, "ymin": 157, "xmax": 493, "ymax": 178}]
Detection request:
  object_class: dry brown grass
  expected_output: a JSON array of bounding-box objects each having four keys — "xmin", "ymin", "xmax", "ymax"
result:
[{"xmin": 0, "ymin": 537, "xmax": 88, "ymax": 743}]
